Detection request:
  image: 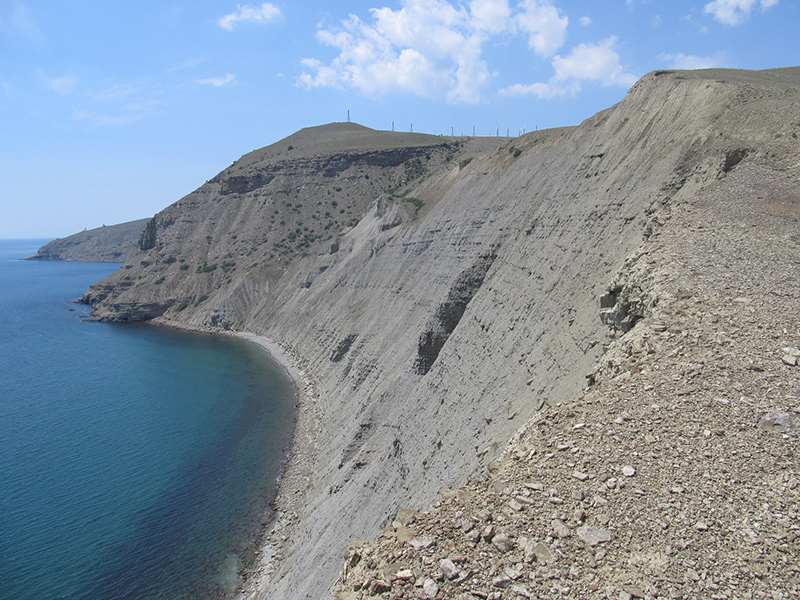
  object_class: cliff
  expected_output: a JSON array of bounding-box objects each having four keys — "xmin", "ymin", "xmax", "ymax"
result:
[
  {"xmin": 26, "ymin": 218, "xmax": 150, "ymax": 262},
  {"xmin": 82, "ymin": 68, "xmax": 800, "ymax": 599}
]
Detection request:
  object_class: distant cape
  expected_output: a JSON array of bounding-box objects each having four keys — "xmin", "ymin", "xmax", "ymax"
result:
[{"xmin": 26, "ymin": 218, "xmax": 149, "ymax": 262}]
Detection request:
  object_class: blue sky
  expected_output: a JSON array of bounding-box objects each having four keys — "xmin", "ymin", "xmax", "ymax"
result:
[{"xmin": 1, "ymin": 0, "xmax": 797, "ymax": 239}]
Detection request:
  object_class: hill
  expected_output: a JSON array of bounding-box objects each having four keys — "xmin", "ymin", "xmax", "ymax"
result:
[
  {"xmin": 81, "ymin": 68, "xmax": 800, "ymax": 599},
  {"xmin": 26, "ymin": 218, "xmax": 150, "ymax": 262}
]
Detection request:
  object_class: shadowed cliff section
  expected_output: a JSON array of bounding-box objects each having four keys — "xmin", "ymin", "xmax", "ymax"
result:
[
  {"xmin": 80, "ymin": 68, "xmax": 800, "ymax": 599},
  {"xmin": 26, "ymin": 218, "xmax": 149, "ymax": 262}
]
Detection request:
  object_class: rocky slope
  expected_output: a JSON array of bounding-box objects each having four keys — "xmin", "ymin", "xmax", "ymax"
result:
[
  {"xmin": 27, "ymin": 218, "xmax": 149, "ymax": 262},
  {"xmin": 81, "ymin": 68, "xmax": 800, "ymax": 599}
]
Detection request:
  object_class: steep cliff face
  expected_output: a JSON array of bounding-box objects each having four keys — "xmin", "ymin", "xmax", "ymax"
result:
[
  {"xmin": 26, "ymin": 218, "xmax": 149, "ymax": 262},
  {"xmin": 82, "ymin": 68, "xmax": 800, "ymax": 599}
]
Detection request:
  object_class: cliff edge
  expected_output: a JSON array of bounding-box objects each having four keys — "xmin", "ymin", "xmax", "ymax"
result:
[{"xmin": 82, "ymin": 68, "xmax": 800, "ymax": 599}]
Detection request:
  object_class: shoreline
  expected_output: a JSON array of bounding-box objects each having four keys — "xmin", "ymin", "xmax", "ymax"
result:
[
  {"xmin": 140, "ymin": 319, "xmax": 319, "ymax": 599},
  {"xmin": 233, "ymin": 332, "xmax": 319, "ymax": 600}
]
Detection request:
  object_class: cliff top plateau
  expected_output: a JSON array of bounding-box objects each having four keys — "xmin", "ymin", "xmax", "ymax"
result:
[{"xmin": 81, "ymin": 66, "xmax": 800, "ymax": 599}]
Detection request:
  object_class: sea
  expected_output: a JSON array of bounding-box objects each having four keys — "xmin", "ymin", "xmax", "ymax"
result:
[{"xmin": 0, "ymin": 239, "xmax": 295, "ymax": 600}]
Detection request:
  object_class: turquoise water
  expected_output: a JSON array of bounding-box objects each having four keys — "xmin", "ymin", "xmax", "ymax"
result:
[{"xmin": 0, "ymin": 240, "xmax": 295, "ymax": 599}]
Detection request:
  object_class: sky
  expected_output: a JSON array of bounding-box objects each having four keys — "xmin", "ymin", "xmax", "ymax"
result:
[{"xmin": 1, "ymin": 0, "xmax": 798, "ymax": 239}]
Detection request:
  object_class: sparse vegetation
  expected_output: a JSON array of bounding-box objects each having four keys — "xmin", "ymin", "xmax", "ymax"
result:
[{"xmin": 197, "ymin": 261, "xmax": 217, "ymax": 273}]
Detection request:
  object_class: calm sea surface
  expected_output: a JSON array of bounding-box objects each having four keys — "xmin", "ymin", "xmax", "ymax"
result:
[{"xmin": 0, "ymin": 239, "xmax": 295, "ymax": 600}]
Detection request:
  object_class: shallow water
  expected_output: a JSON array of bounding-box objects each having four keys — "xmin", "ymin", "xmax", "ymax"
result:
[{"xmin": 0, "ymin": 240, "xmax": 295, "ymax": 600}]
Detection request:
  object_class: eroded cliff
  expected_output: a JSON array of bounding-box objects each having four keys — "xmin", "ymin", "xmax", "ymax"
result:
[{"xmin": 82, "ymin": 68, "xmax": 800, "ymax": 599}]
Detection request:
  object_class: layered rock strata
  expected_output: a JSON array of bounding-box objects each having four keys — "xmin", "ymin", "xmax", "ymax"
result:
[{"xmin": 81, "ymin": 68, "xmax": 800, "ymax": 599}]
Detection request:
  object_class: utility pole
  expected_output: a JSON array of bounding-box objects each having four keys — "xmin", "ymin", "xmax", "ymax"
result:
[
  {"xmin": 410, "ymin": 123, "xmax": 413, "ymax": 132},
  {"xmin": 347, "ymin": 110, "xmax": 350, "ymax": 123}
]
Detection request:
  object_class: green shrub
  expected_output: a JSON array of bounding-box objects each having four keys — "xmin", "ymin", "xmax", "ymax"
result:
[
  {"xmin": 179, "ymin": 263, "xmax": 189, "ymax": 271},
  {"xmin": 197, "ymin": 261, "xmax": 217, "ymax": 273}
]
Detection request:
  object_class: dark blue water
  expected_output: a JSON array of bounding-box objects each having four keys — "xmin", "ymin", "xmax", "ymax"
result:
[{"xmin": 0, "ymin": 240, "xmax": 295, "ymax": 600}]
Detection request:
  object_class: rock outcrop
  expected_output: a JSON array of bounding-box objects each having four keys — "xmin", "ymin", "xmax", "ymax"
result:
[
  {"xmin": 27, "ymin": 218, "xmax": 150, "ymax": 262},
  {"xmin": 81, "ymin": 68, "xmax": 800, "ymax": 599}
]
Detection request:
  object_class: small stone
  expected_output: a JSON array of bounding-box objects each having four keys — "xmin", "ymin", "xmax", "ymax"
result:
[
  {"xmin": 572, "ymin": 470, "xmax": 589, "ymax": 481},
  {"xmin": 510, "ymin": 585, "xmax": 532, "ymax": 598},
  {"xmin": 369, "ymin": 579, "xmax": 391, "ymax": 594},
  {"xmin": 505, "ymin": 566, "xmax": 523, "ymax": 580},
  {"xmin": 532, "ymin": 542, "xmax": 555, "ymax": 563},
  {"xmin": 622, "ymin": 465, "xmax": 636, "ymax": 477},
  {"xmin": 622, "ymin": 584, "xmax": 646, "ymax": 598},
  {"xmin": 548, "ymin": 496, "xmax": 564, "ymax": 505},
  {"xmin": 492, "ymin": 532, "xmax": 514, "ymax": 553},
  {"xmin": 508, "ymin": 498, "xmax": 524, "ymax": 512},
  {"xmin": 695, "ymin": 521, "xmax": 709, "ymax": 531},
  {"xmin": 577, "ymin": 525, "xmax": 612, "ymax": 546},
  {"xmin": 619, "ymin": 592, "xmax": 632, "ymax": 600},
  {"xmin": 606, "ymin": 478, "xmax": 618, "ymax": 489},
  {"xmin": 482, "ymin": 524, "xmax": 495, "ymax": 541},
  {"xmin": 493, "ymin": 575, "xmax": 513, "ymax": 588},
  {"xmin": 440, "ymin": 559, "xmax": 458, "ymax": 580},
  {"xmin": 758, "ymin": 411, "xmax": 799, "ymax": 433},
  {"xmin": 420, "ymin": 578, "xmax": 438, "ymax": 599},
  {"xmin": 396, "ymin": 526, "xmax": 416, "ymax": 543},
  {"xmin": 408, "ymin": 535, "xmax": 436, "ymax": 550},
  {"xmin": 782, "ymin": 355, "xmax": 798, "ymax": 366},
  {"xmin": 395, "ymin": 569, "xmax": 415, "ymax": 581},
  {"xmin": 551, "ymin": 519, "xmax": 571, "ymax": 538},
  {"xmin": 465, "ymin": 528, "xmax": 481, "ymax": 543},
  {"xmin": 644, "ymin": 434, "xmax": 657, "ymax": 444}
]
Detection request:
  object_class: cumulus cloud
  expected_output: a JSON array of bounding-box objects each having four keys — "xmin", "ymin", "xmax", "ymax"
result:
[
  {"xmin": 198, "ymin": 73, "xmax": 237, "ymax": 87},
  {"xmin": 659, "ymin": 52, "xmax": 723, "ymax": 70},
  {"xmin": 515, "ymin": 0, "xmax": 568, "ymax": 56},
  {"xmin": 501, "ymin": 37, "xmax": 637, "ymax": 99},
  {"xmin": 218, "ymin": 3, "xmax": 282, "ymax": 31},
  {"xmin": 703, "ymin": 0, "xmax": 779, "ymax": 25},
  {"xmin": 579, "ymin": 16, "xmax": 592, "ymax": 26},
  {"xmin": 299, "ymin": 0, "xmax": 568, "ymax": 104}
]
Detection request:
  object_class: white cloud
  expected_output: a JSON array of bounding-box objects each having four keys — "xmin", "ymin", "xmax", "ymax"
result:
[
  {"xmin": 515, "ymin": 0, "xmax": 568, "ymax": 56},
  {"xmin": 659, "ymin": 52, "xmax": 723, "ymax": 70},
  {"xmin": 198, "ymin": 73, "xmax": 237, "ymax": 87},
  {"xmin": 218, "ymin": 3, "xmax": 282, "ymax": 31},
  {"xmin": 579, "ymin": 16, "xmax": 592, "ymax": 26},
  {"xmin": 703, "ymin": 0, "xmax": 779, "ymax": 25},
  {"xmin": 45, "ymin": 73, "xmax": 79, "ymax": 95},
  {"xmin": 501, "ymin": 37, "xmax": 637, "ymax": 99},
  {"xmin": 299, "ymin": 0, "xmax": 569, "ymax": 104}
]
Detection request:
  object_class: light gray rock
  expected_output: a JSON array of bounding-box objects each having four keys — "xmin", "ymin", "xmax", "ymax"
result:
[
  {"xmin": 577, "ymin": 525, "xmax": 612, "ymax": 546},
  {"xmin": 492, "ymin": 533, "xmax": 514, "ymax": 552}
]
